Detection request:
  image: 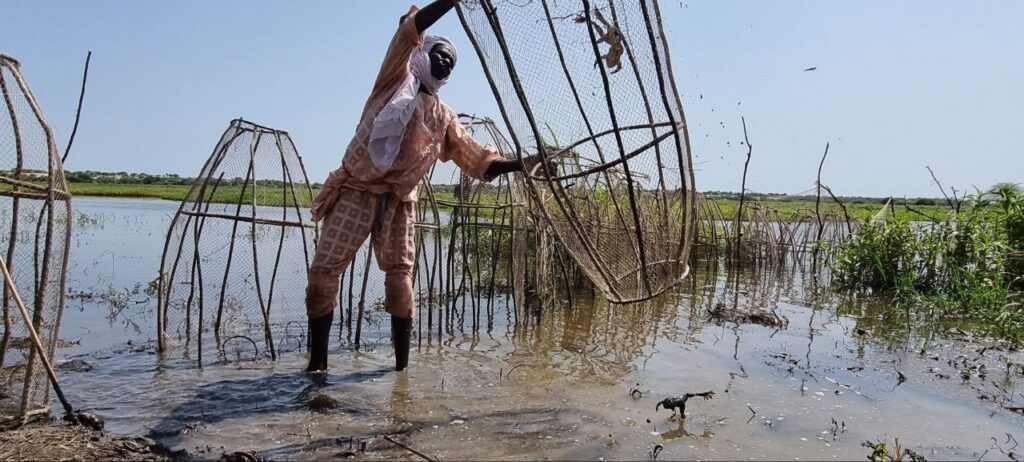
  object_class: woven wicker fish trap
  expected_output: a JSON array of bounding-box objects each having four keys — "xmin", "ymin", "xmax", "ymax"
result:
[
  {"xmin": 456, "ymin": 0, "xmax": 697, "ymax": 303},
  {"xmin": 453, "ymin": 115, "xmax": 579, "ymax": 312},
  {"xmin": 435, "ymin": 115, "xmax": 530, "ymax": 327},
  {"xmin": 156, "ymin": 119, "xmax": 318, "ymax": 365},
  {"xmin": 0, "ymin": 54, "xmax": 73, "ymax": 425}
]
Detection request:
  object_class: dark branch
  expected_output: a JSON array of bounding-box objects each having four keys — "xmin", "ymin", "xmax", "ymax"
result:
[
  {"xmin": 415, "ymin": 0, "xmax": 457, "ymax": 33},
  {"xmin": 62, "ymin": 51, "xmax": 91, "ymax": 164}
]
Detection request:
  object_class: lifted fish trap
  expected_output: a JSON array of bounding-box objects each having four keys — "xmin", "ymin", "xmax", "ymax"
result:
[
  {"xmin": 156, "ymin": 119, "xmax": 318, "ymax": 366},
  {"xmin": 457, "ymin": 0, "xmax": 697, "ymax": 303},
  {"xmin": 0, "ymin": 54, "xmax": 73, "ymax": 425}
]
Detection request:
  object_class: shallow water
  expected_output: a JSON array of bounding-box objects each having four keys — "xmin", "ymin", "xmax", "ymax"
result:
[{"xmin": 50, "ymin": 197, "xmax": 1024, "ymax": 460}]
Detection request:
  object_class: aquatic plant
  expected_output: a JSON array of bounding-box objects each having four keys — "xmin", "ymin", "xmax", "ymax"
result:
[
  {"xmin": 862, "ymin": 437, "xmax": 927, "ymax": 462},
  {"xmin": 833, "ymin": 184, "xmax": 1024, "ymax": 340}
]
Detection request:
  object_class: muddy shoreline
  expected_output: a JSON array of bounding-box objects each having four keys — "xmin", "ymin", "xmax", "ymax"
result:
[{"xmin": 0, "ymin": 422, "xmax": 184, "ymax": 461}]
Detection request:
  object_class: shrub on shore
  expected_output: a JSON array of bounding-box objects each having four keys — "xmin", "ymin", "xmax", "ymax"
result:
[{"xmin": 833, "ymin": 184, "xmax": 1024, "ymax": 340}]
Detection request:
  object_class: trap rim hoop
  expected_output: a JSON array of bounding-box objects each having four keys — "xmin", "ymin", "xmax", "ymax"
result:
[{"xmin": 0, "ymin": 55, "xmax": 21, "ymax": 69}]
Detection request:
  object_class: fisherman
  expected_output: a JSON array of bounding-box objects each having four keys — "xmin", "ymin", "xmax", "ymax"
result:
[{"xmin": 305, "ymin": 0, "xmax": 547, "ymax": 372}]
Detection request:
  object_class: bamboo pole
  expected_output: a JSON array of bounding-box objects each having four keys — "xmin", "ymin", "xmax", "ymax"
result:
[
  {"xmin": 247, "ymin": 133, "xmax": 276, "ymax": 360},
  {"xmin": 0, "ymin": 255, "xmax": 76, "ymax": 421}
]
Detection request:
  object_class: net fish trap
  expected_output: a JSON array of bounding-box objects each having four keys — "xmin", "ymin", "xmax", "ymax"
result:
[
  {"xmin": 156, "ymin": 119, "xmax": 318, "ymax": 366},
  {"xmin": 453, "ymin": 115, "xmax": 582, "ymax": 312},
  {"xmin": 433, "ymin": 115, "xmax": 530, "ymax": 323},
  {"xmin": 456, "ymin": 0, "xmax": 697, "ymax": 303},
  {"xmin": 0, "ymin": 54, "xmax": 72, "ymax": 424}
]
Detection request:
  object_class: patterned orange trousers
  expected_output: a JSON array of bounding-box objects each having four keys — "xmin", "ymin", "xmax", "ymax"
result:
[{"xmin": 306, "ymin": 188, "xmax": 416, "ymax": 320}]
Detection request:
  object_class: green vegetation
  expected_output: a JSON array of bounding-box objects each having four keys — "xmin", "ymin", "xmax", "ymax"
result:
[
  {"xmin": 5, "ymin": 171, "xmax": 934, "ymax": 222},
  {"xmin": 67, "ymin": 183, "xmax": 194, "ymax": 200},
  {"xmin": 67, "ymin": 183, "xmax": 315, "ymax": 207},
  {"xmin": 16, "ymin": 171, "xmax": 317, "ymax": 206},
  {"xmin": 833, "ymin": 184, "xmax": 1024, "ymax": 341},
  {"xmin": 64, "ymin": 170, "xmax": 196, "ymax": 185},
  {"xmin": 52, "ymin": 181, "xmax": 948, "ymax": 222},
  {"xmin": 62, "ymin": 170, "xmax": 326, "ymax": 188},
  {"xmin": 713, "ymin": 198, "xmax": 949, "ymax": 222},
  {"xmin": 862, "ymin": 437, "xmax": 926, "ymax": 462},
  {"xmin": 704, "ymin": 190, "xmax": 943, "ymax": 206}
]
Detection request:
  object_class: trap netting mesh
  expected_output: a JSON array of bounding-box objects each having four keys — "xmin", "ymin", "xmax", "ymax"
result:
[
  {"xmin": 0, "ymin": 54, "xmax": 73, "ymax": 424},
  {"xmin": 427, "ymin": 115, "xmax": 530, "ymax": 326},
  {"xmin": 457, "ymin": 0, "xmax": 697, "ymax": 303},
  {"xmin": 156, "ymin": 119, "xmax": 318, "ymax": 366},
  {"xmin": 450, "ymin": 115, "xmax": 580, "ymax": 313}
]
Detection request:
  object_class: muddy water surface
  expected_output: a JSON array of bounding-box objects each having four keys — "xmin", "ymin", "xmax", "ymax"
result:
[{"xmin": 54, "ymin": 197, "xmax": 1023, "ymax": 460}]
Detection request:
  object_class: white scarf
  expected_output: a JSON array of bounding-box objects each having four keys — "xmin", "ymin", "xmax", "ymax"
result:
[{"xmin": 368, "ymin": 35, "xmax": 456, "ymax": 172}]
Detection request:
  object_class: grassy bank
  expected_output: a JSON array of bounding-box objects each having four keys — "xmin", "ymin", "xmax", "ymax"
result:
[
  {"xmin": 67, "ymin": 183, "xmax": 317, "ymax": 207},
  {"xmin": 60, "ymin": 182, "xmax": 951, "ymax": 221},
  {"xmin": 711, "ymin": 198, "xmax": 950, "ymax": 223},
  {"xmin": 68, "ymin": 183, "xmax": 195, "ymax": 201}
]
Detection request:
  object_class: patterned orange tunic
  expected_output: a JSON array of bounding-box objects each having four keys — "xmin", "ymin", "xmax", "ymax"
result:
[
  {"xmin": 306, "ymin": 6, "xmax": 502, "ymax": 320},
  {"xmin": 311, "ymin": 5, "xmax": 502, "ymax": 219}
]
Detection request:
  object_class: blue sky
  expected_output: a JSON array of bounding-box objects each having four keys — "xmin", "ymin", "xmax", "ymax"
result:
[{"xmin": 3, "ymin": 1, "xmax": 1021, "ymax": 197}]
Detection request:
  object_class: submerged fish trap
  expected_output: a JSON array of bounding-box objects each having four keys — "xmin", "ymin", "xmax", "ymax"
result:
[
  {"xmin": 457, "ymin": 0, "xmax": 697, "ymax": 303},
  {"xmin": 156, "ymin": 119, "xmax": 318, "ymax": 365},
  {"xmin": 0, "ymin": 54, "xmax": 73, "ymax": 425}
]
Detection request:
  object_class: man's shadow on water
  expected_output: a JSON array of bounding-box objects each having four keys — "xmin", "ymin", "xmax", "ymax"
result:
[{"xmin": 146, "ymin": 368, "xmax": 391, "ymax": 440}]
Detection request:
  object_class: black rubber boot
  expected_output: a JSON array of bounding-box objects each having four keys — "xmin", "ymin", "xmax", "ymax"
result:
[
  {"xmin": 305, "ymin": 311, "xmax": 333, "ymax": 373},
  {"xmin": 392, "ymin": 315, "xmax": 412, "ymax": 371}
]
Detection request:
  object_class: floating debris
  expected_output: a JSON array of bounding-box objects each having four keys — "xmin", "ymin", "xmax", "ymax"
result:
[
  {"xmin": 63, "ymin": 411, "xmax": 103, "ymax": 431},
  {"xmin": 650, "ymin": 443, "xmax": 664, "ymax": 459},
  {"xmin": 895, "ymin": 368, "xmax": 907, "ymax": 387},
  {"xmin": 306, "ymin": 394, "xmax": 341, "ymax": 414},
  {"xmin": 708, "ymin": 302, "xmax": 788, "ymax": 328},
  {"xmin": 655, "ymin": 391, "xmax": 715, "ymax": 417},
  {"xmin": 56, "ymin": 359, "xmax": 94, "ymax": 373},
  {"xmin": 220, "ymin": 451, "xmax": 263, "ymax": 462}
]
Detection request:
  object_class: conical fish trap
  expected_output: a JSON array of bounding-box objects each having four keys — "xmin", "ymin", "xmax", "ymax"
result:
[
  {"xmin": 156, "ymin": 119, "xmax": 318, "ymax": 365},
  {"xmin": 438, "ymin": 115, "xmax": 530, "ymax": 319},
  {"xmin": 0, "ymin": 54, "xmax": 73, "ymax": 424},
  {"xmin": 457, "ymin": 0, "xmax": 697, "ymax": 302}
]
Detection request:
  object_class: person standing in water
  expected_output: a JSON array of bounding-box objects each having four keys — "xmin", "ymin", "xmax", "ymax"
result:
[{"xmin": 305, "ymin": 0, "xmax": 547, "ymax": 372}]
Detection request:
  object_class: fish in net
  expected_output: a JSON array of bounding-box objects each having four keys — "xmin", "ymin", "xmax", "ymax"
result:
[{"xmin": 456, "ymin": 0, "xmax": 697, "ymax": 302}]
